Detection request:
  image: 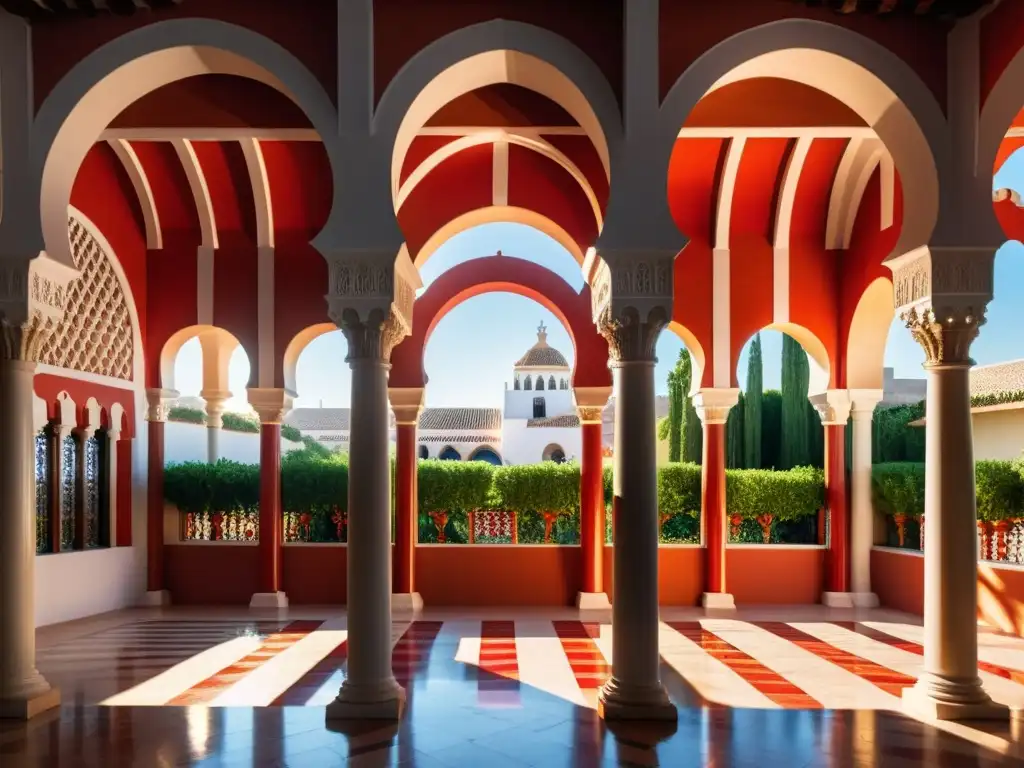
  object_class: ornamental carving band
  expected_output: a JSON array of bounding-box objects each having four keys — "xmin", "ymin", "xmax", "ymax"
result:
[
  {"xmin": 894, "ymin": 262, "xmax": 930, "ymax": 308},
  {"xmin": 576, "ymin": 406, "xmax": 603, "ymax": 423},
  {"xmin": 598, "ymin": 304, "xmax": 669, "ymax": 364}
]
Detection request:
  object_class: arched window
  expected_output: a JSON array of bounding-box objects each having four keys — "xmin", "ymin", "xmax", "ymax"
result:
[
  {"xmin": 469, "ymin": 447, "xmax": 502, "ymax": 465},
  {"xmin": 543, "ymin": 443, "xmax": 566, "ymax": 463},
  {"xmin": 548, "ymin": 375, "xmax": 556, "ymax": 390},
  {"xmin": 536, "ymin": 375, "xmax": 545, "ymax": 391},
  {"xmin": 439, "ymin": 446, "xmax": 461, "ymax": 461},
  {"xmin": 417, "ymin": 444, "xmax": 428, "ymax": 460},
  {"xmin": 514, "ymin": 375, "xmax": 521, "ymax": 390},
  {"xmin": 524, "ymin": 376, "xmax": 532, "ymax": 390},
  {"xmin": 35, "ymin": 426, "xmax": 52, "ymax": 554},
  {"xmin": 533, "ymin": 397, "xmax": 546, "ymax": 419},
  {"xmin": 560, "ymin": 379, "xmax": 568, "ymax": 390}
]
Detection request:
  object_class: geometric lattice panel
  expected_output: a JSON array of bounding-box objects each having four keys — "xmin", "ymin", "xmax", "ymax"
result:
[{"xmin": 38, "ymin": 216, "xmax": 133, "ymax": 380}]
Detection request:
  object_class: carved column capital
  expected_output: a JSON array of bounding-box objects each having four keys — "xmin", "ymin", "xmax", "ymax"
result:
[
  {"xmin": 389, "ymin": 387, "xmax": 425, "ymax": 425},
  {"xmin": 597, "ymin": 304, "xmax": 670, "ymax": 364},
  {"xmin": 573, "ymin": 386, "xmax": 611, "ymax": 423},
  {"xmin": 145, "ymin": 388, "xmax": 179, "ymax": 423},
  {"xmin": 887, "ymin": 245, "xmax": 994, "ymax": 367},
  {"xmin": 247, "ymin": 387, "xmax": 292, "ymax": 425},
  {"xmin": 848, "ymin": 389, "xmax": 884, "ymax": 420},
  {"xmin": 692, "ymin": 387, "xmax": 740, "ymax": 425},
  {"xmin": 809, "ymin": 390, "xmax": 853, "ymax": 426},
  {"xmin": 0, "ymin": 255, "xmax": 76, "ymax": 362},
  {"xmin": 324, "ymin": 247, "xmax": 419, "ymax": 366},
  {"xmin": 200, "ymin": 389, "xmax": 232, "ymax": 428}
]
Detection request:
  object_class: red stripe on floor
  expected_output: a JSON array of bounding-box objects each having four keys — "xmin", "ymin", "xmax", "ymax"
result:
[
  {"xmin": 832, "ymin": 621, "xmax": 1024, "ymax": 686},
  {"xmin": 478, "ymin": 620, "xmax": 520, "ymax": 706},
  {"xmin": 757, "ymin": 622, "xmax": 915, "ymax": 698},
  {"xmin": 668, "ymin": 622, "xmax": 823, "ymax": 709},
  {"xmin": 167, "ymin": 620, "xmax": 323, "ymax": 705},
  {"xmin": 392, "ymin": 621, "xmax": 443, "ymax": 687},
  {"xmin": 553, "ymin": 621, "xmax": 609, "ymax": 691},
  {"xmin": 270, "ymin": 637, "xmax": 349, "ymax": 706}
]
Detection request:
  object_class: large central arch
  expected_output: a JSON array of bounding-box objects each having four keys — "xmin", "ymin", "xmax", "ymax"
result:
[{"xmin": 390, "ymin": 255, "xmax": 610, "ymax": 390}]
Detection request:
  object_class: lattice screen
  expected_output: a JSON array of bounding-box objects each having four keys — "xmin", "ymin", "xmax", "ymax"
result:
[{"xmin": 38, "ymin": 216, "xmax": 134, "ymax": 379}]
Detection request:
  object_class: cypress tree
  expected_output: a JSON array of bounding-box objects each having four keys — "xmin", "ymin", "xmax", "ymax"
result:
[
  {"xmin": 667, "ymin": 368, "xmax": 682, "ymax": 462},
  {"xmin": 743, "ymin": 333, "xmax": 763, "ymax": 469},
  {"xmin": 726, "ymin": 390, "xmax": 745, "ymax": 468},
  {"xmin": 761, "ymin": 389, "xmax": 783, "ymax": 469},
  {"xmin": 680, "ymin": 351, "xmax": 703, "ymax": 464},
  {"xmin": 781, "ymin": 335, "xmax": 811, "ymax": 468}
]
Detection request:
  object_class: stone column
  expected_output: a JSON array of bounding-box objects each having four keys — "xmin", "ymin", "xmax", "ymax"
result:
[
  {"xmin": 143, "ymin": 388, "xmax": 177, "ymax": 606},
  {"xmin": 575, "ymin": 388, "xmax": 611, "ymax": 610},
  {"xmin": 114, "ymin": 435, "xmax": 133, "ymax": 547},
  {"xmin": 248, "ymin": 388, "xmax": 290, "ymax": 609},
  {"xmin": 694, "ymin": 388, "xmax": 739, "ymax": 609},
  {"xmin": 72, "ymin": 424, "xmax": 97, "ymax": 549},
  {"xmin": 327, "ymin": 308, "xmax": 408, "ymax": 721},
  {"xmin": 51, "ymin": 420, "xmax": 75, "ymax": 552},
  {"xmin": 595, "ymin": 307, "xmax": 675, "ymax": 722},
  {"xmin": 390, "ymin": 387, "xmax": 424, "ymax": 614},
  {"xmin": 810, "ymin": 391, "xmax": 855, "ymax": 607},
  {"xmin": 0, "ymin": 257, "xmax": 70, "ymax": 719},
  {"xmin": 848, "ymin": 390, "xmax": 882, "ymax": 606},
  {"xmin": 106, "ymin": 428, "xmax": 120, "ymax": 547},
  {"xmin": 201, "ymin": 389, "xmax": 230, "ymax": 464},
  {"xmin": 890, "ymin": 246, "xmax": 1005, "ymax": 721}
]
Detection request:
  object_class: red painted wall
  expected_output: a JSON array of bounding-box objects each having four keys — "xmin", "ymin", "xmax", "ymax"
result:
[
  {"xmin": 283, "ymin": 546, "xmax": 347, "ymax": 604},
  {"xmin": 165, "ymin": 544, "xmax": 261, "ymax": 605},
  {"xmin": 872, "ymin": 547, "xmax": 1024, "ymax": 637},
  {"xmin": 980, "ymin": 0, "xmax": 1024, "ymax": 109},
  {"xmin": 34, "ymin": 373, "xmax": 136, "ymax": 437},
  {"xmin": 727, "ymin": 547, "xmax": 825, "ymax": 604}
]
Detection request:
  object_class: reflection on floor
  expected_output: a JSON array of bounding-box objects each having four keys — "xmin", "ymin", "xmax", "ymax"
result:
[{"xmin": 3, "ymin": 606, "xmax": 1024, "ymax": 766}]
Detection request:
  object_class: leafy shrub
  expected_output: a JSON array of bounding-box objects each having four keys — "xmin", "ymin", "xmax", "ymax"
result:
[
  {"xmin": 418, "ymin": 460, "xmax": 495, "ymax": 513},
  {"xmin": 164, "ymin": 459, "xmax": 259, "ymax": 513},
  {"xmin": 281, "ymin": 425, "xmax": 302, "ymax": 442},
  {"xmin": 872, "ymin": 463, "xmax": 925, "ymax": 518},
  {"xmin": 657, "ymin": 463, "xmax": 702, "ymax": 517},
  {"xmin": 725, "ymin": 466, "xmax": 824, "ymax": 521},
  {"xmin": 281, "ymin": 452, "xmax": 349, "ymax": 514},
  {"xmin": 221, "ymin": 412, "xmax": 260, "ymax": 434},
  {"xmin": 976, "ymin": 460, "xmax": 1024, "ymax": 522},
  {"xmin": 492, "ymin": 462, "xmax": 580, "ymax": 514},
  {"xmin": 168, "ymin": 406, "xmax": 205, "ymax": 425}
]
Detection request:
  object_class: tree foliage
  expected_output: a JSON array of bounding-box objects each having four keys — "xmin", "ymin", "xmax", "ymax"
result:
[
  {"xmin": 667, "ymin": 361, "xmax": 683, "ymax": 462},
  {"xmin": 743, "ymin": 334, "xmax": 763, "ymax": 469},
  {"xmin": 780, "ymin": 335, "xmax": 811, "ymax": 469},
  {"xmin": 726, "ymin": 391, "xmax": 745, "ymax": 468}
]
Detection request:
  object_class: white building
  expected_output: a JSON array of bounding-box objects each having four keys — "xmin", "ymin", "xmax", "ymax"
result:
[{"xmin": 284, "ymin": 324, "xmax": 583, "ymax": 465}]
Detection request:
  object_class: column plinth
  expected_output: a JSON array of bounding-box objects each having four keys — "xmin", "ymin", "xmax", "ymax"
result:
[
  {"xmin": 595, "ymin": 309, "xmax": 675, "ymax": 723},
  {"xmin": 694, "ymin": 388, "xmax": 739, "ymax": 610},
  {"xmin": 576, "ymin": 398, "xmax": 611, "ymax": 611},
  {"xmin": 328, "ymin": 310, "xmax": 407, "ymax": 722}
]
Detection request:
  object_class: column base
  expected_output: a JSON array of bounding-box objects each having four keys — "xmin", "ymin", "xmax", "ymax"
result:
[
  {"xmin": 0, "ymin": 686, "xmax": 60, "ymax": 720},
  {"xmin": 326, "ymin": 679, "xmax": 406, "ymax": 722},
  {"xmin": 576, "ymin": 591, "xmax": 612, "ymax": 610},
  {"xmin": 141, "ymin": 590, "xmax": 170, "ymax": 607},
  {"xmin": 597, "ymin": 678, "xmax": 677, "ymax": 722},
  {"xmin": 903, "ymin": 678, "xmax": 1009, "ymax": 722},
  {"xmin": 822, "ymin": 591, "xmax": 879, "ymax": 609},
  {"xmin": 249, "ymin": 591, "xmax": 289, "ymax": 609},
  {"xmin": 391, "ymin": 592, "xmax": 423, "ymax": 614},
  {"xmin": 702, "ymin": 592, "xmax": 736, "ymax": 610}
]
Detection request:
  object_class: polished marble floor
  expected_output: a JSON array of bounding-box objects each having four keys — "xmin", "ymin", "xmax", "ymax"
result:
[{"xmin": 3, "ymin": 606, "xmax": 1024, "ymax": 766}]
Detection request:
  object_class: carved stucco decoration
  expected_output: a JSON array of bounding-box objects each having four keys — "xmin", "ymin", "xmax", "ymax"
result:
[
  {"xmin": 889, "ymin": 246, "xmax": 994, "ymax": 367},
  {"xmin": 1, "ymin": 256, "xmax": 70, "ymax": 363},
  {"xmin": 575, "ymin": 406, "xmax": 604, "ymax": 424},
  {"xmin": 37, "ymin": 217, "xmax": 133, "ymax": 379}
]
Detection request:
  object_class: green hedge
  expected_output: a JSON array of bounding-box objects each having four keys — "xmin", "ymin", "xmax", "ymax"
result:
[
  {"xmin": 281, "ymin": 425, "xmax": 302, "ymax": 442},
  {"xmin": 873, "ymin": 460, "xmax": 1024, "ymax": 522},
  {"xmin": 221, "ymin": 412, "xmax": 260, "ymax": 434},
  {"xmin": 725, "ymin": 466, "xmax": 824, "ymax": 521},
  {"xmin": 164, "ymin": 459, "xmax": 259, "ymax": 513},
  {"xmin": 493, "ymin": 462, "xmax": 580, "ymax": 514},
  {"xmin": 418, "ymin": 460, "xmax": 495, "ymax": 513},
  {"xmin": 168, "ymin": 406, "xmax": 205, "ymax": 425},
  {"xmin": 657, "ymin": 463, "xmax": 702, "ymax": 517}
]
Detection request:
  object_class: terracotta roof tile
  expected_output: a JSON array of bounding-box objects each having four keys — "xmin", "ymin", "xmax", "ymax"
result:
[
  {"xmin": 970, "ymin": 360, "xmax": 1024, "ymax": 397},
  {"xmin": 419, "ymin": 407, "xmax": 502, "ymax": 432},
  {"xmin": 285, "ymin": 408, "xmax": 350, "ymax": 431},
  {"xmin": 419, "ymin": 434, "xmax": 499, "ymax": 443}
]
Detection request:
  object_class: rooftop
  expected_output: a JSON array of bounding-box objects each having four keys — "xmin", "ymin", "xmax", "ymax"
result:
[
  {"xmin": 970, "ymin": 360, "xmax": 1024, "ymax": 398},
  {"xmin": 527, "ymin": 414, "xmax": 581, "ymax": 428},
  {"xmin": 515, "ymin": 322, "xmax": 569, "ymax": 369},
  {"xmin": 418, "ymin": 407, "xmax": 502, "ymax": 432}
]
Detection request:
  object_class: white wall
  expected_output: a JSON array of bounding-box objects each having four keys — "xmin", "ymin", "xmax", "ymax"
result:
[
  {"xmin": 164, "ymin": 421, "xmax": 304, "ymax": 464},
  {"xmin": 35, "ymin": 547, "xmax": 140, "ymax": 627},
  {"xmin": 505, "ymin": 370, "xmax": 573, "ymax": 418},
  {"xmin": 501, "ymin": 421, "xmax": 581, "ymax": 465},
  {"xmin": 973, "ymin": 408, "xmax": 1024, "ymax": 460}
]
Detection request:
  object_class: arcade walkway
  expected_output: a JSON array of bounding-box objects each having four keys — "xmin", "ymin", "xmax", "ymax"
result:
[{"xmin": 3, "ymin": 607, "xmax": 1023, "ymax": 766}]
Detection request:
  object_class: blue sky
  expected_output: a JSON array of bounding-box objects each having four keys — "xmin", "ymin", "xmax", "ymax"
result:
[{"xmin": 176, "ymin": 153, "xmax": 1024, "ymax": 410}]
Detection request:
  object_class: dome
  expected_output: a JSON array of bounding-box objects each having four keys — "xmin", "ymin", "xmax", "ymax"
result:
[{"xmin": 515, "ymin": 322, "xmax": 569, "ymax": 368}]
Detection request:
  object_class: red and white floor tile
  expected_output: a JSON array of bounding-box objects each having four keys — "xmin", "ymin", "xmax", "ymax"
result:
[{"xmin": 4, "ymin": 607, "xmax": 1024, "ymax": 766}]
